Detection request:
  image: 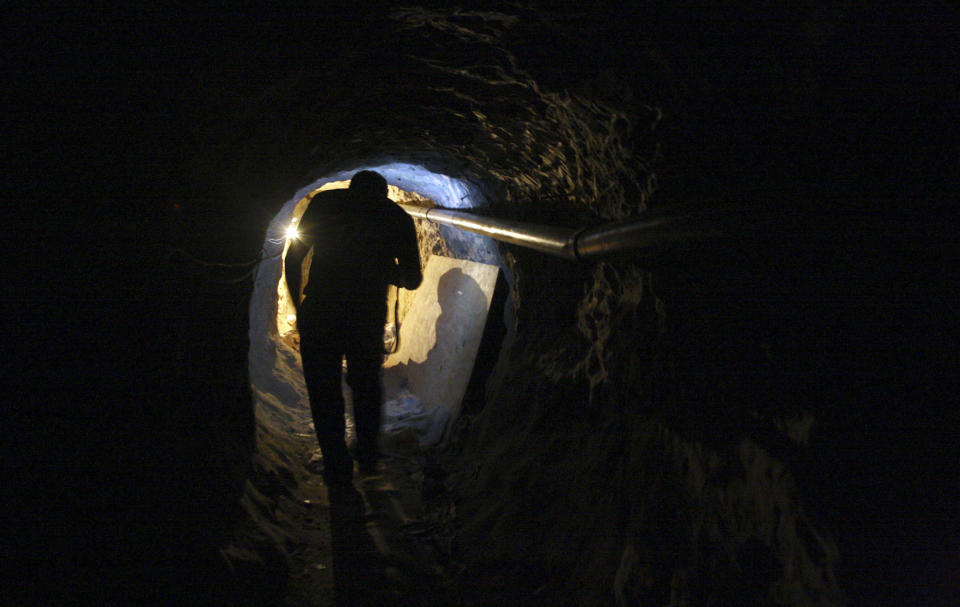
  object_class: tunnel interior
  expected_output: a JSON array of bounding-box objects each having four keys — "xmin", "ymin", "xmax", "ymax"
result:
[
  {"xmin": 235, "ymin": 161, "xmax": 520, "ymax": 604},
  {"xmin": 15, "ymin": 4, "xmax": 960, "ymax": 607},
  {"xmin": 249, "ymin": 162, "xmax": 508, "ymax": 471}
]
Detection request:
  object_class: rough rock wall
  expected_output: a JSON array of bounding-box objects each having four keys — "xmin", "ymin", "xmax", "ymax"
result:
[
  {"xmin": 371, "ymin": 8, "xmax": 843, "ymax": 606},
  {"xmin": 454, "ymin": 253, "xmax": 843, "ymax": 606}
]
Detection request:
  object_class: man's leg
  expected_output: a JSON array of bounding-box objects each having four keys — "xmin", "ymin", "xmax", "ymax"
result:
[
  {"xmin": 345, "ymin": 319, "xmax": 385, "ymax": 472},
  {"xmin": 298, "ymin": 305, "xmax": 353, "ymax": 483}
]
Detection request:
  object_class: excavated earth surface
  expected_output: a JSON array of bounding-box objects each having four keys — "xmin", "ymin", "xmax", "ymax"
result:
[{"xmin": 13, "ymin": 3, "xmax": 960, "ymax": 607}]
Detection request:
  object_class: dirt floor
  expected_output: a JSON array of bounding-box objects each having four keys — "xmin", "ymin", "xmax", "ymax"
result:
[{"xmin": 277, "ymin": 452, "xmax": 458, "ymax": 607}]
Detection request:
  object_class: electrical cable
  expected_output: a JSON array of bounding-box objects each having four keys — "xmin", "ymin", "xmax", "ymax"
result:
[
  {"xmin": 168, "ymin": 246, "xmax": 268, "ymax": 268},
  {"xmin": 166, "ymin": 245, "xmax": 282, "ymax": 284}
]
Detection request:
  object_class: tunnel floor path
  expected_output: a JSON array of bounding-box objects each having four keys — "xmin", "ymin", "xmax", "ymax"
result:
[
  {"xmin": 268, "ymin": 256, "xmax": 499, "ymax": 605},
  {"xmin": 283, "ymin": 455, "xmax": 455, "ymax": 606}
]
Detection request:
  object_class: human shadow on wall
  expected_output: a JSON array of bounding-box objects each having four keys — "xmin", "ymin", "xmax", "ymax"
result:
[{"xmin": 382, "ymin": 268, "xmax": 489, "ymax": 415}]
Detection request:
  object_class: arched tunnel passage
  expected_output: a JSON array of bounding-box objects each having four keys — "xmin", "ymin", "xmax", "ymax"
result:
[
  {"xmin": 249, "ymin": 160, "xmax": 508, "ymax": 453},
  {"xmin": 241, "ymin": 161, "xmax": 514, "ymax": 603},
  {"xmin": 17, "ymin": 4, "xmax": 959, "ymax": 606}
]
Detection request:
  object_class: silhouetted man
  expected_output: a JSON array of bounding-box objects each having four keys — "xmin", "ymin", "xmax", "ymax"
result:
[{"xmin": 286, "ymin": 171, "xmax": 422, "ymax": 484}]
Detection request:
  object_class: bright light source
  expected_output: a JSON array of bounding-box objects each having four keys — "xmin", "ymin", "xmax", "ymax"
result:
[
  {"xmin": 287, "ymin": 314, "xmax": 297, "ymax": 323},
  {"xmin": 285, "ymin": 223, "xmax": 299, "ymax": 240}
]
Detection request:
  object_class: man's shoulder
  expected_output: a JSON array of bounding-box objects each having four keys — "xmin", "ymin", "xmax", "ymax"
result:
[
  {"xmin": 302, "ymin": 189, "xmax": 412, "ymax": 225},
  {"xmin": 309, "ymin": 188, "xmax": 351, "ymax": 206},
  {"xmin": 301, "ymin": 188, "xmax": 351, "ymax": 219},
  {"xmin": 379, "ymin": 198, "xmax": 413, "ymax": 220}
]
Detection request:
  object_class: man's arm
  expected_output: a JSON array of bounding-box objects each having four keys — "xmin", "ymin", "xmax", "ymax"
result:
[
  {"xmin": 285, "ymin": 238, "xmax": 307, "ymax": 311},
  {"xmin": 285, "ymin": 192, "xmax": 330, "ymax": 310},
  {"xmin": 395, "ymin": 212, "xmax": 422, "ymax": 290}
]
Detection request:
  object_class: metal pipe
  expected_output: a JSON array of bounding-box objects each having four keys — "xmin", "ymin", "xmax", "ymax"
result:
[
  {"xmin": 399, "ymin": 203, "xmax": 728, "ymax": 262},
  {"xmin": 572, "ymin": 214, "xmax": 729, "ymax": 260},
  {"xmin": 399, "ymin": 204, "xmax": 580, "ymax": 258}
]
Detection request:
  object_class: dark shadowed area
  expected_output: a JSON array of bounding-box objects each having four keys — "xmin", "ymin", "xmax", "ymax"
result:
[{"xmin": 8, "ymin": 2, "xmax": 959, "ymax": 605}]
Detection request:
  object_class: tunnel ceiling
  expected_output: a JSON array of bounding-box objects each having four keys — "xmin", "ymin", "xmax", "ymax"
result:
[
  {"xmin": 171, "ymin": 4, "xmax": 957, "ymax": 230},
  {"xmin": 181, "ymin": 6, "xmax": 662, "ymax": 229}
]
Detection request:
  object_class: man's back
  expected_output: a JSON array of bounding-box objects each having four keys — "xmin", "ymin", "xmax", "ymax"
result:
[{"xmin": 291, "ymin": 186, "xmax": 421, "ymax": 308}]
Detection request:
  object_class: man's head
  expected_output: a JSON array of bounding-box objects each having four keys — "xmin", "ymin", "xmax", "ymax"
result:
[{"xmin": 349, "ymin": 170, "xmax": 388, "ymax": 199}]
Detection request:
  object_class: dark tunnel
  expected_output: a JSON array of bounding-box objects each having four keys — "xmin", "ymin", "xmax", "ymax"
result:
[{"xmin": 10, "ymin": 3, "xmax": 960, "ymax": 606}]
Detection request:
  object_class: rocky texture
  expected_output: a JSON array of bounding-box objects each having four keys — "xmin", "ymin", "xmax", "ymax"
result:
[{"xmin": 16, "ymin": 2, "xmax": 958, "ymax": 606}]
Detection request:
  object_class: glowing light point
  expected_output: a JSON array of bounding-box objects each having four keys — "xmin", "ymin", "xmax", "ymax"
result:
[
  {"xmin": 285, "ymin": 221, "xmax": 299, "ymax": 240},
  {"xmin": 287, "ymin": 314, "xmax": 297, "ymax": 323}
]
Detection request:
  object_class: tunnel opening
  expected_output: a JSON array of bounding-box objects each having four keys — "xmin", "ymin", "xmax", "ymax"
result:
[
  {"xmin": 237, "ymin": 160, "xmax": 514, "ymax": 601},
  {"xmin": 250, "ymin": 160, "xmax": 509, "ymax": 456}
]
